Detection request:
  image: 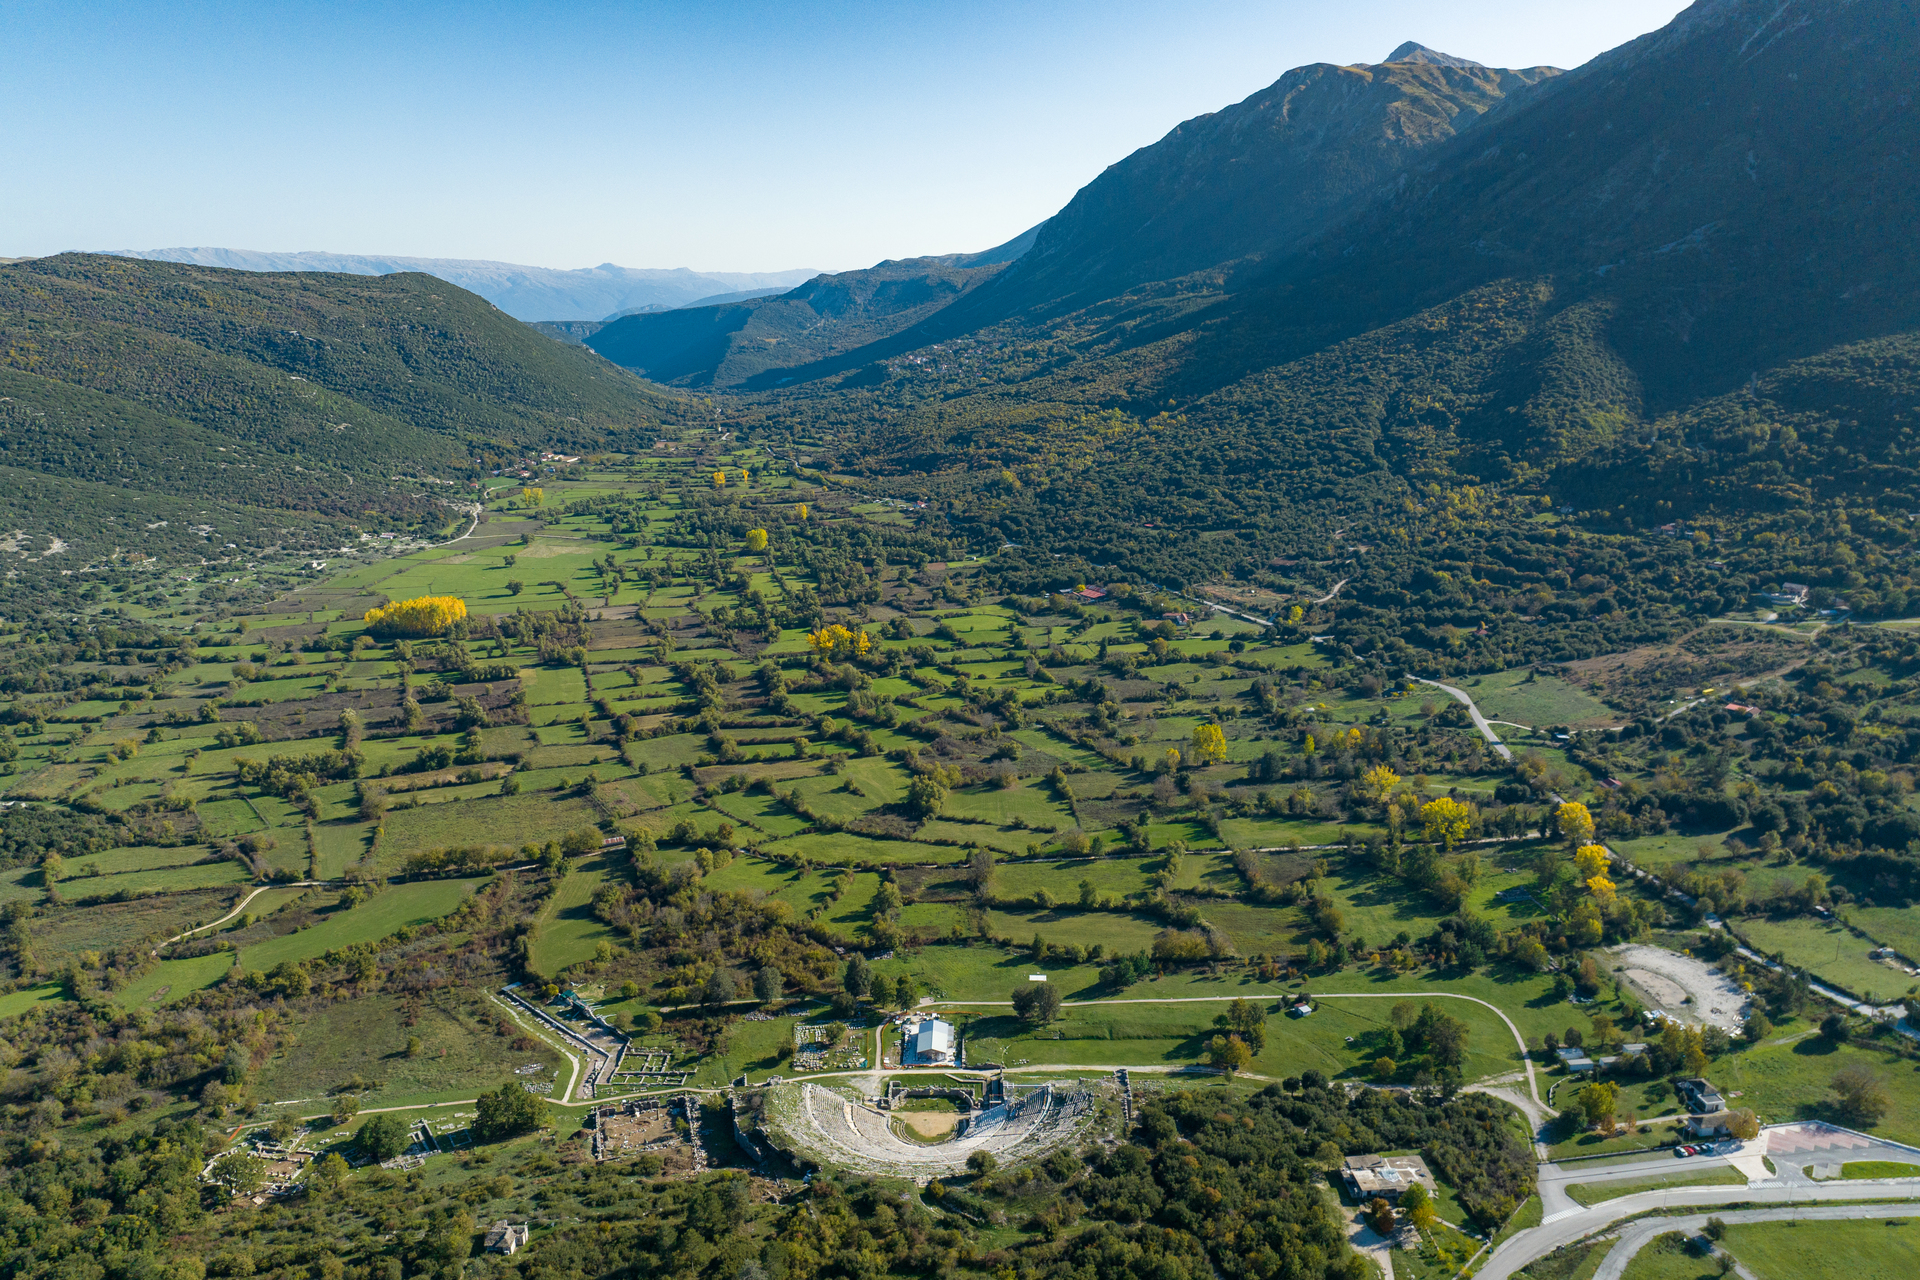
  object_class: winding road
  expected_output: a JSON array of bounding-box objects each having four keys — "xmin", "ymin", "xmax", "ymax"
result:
[
  {"xmin": 1478, "ymin": 1176, "xmax": 1920, "ymax": 1280},
  {"xmin": 1590, "ymin": 1203, "xmax": 1920, "ymax": 1280},
  {"xmin": 153, "ymin": 880, "xmax": 331, "ymax": 954},
  {"xmin": 1408, "ymin": 675, "xmax": 1514, "ymax": 760},
  {"xmin": 927, "ymin": 988, "xmax": 1547, "ymax": 1108}
]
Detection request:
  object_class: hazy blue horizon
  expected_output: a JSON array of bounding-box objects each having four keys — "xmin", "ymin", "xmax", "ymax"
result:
[{"xmin": 4, "ymin": 0, "xmax": 1690, "ymax": 273}]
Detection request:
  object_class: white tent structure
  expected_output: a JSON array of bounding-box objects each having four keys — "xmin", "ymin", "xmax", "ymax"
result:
[{"xmin": 910, "ymin": 1018, "xmax": 955, "ymax": 1065}]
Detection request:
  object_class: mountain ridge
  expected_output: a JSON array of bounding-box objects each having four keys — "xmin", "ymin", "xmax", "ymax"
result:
[
  {"xmin": 102, "ymin": 248, "xmax": 821, "ymax": 322},
  {"xmin": 581, "ymin": 225, "xmax": 1043, "ymax": 387}
]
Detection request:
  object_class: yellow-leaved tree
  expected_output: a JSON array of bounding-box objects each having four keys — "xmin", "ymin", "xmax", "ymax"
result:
[
  {"xmin": 1188, "ymin": 723, "xmax": 1227, "ymax": 766},
  {"xmin": 806, "ymin": 623, "xmax": 871, "ymax": 660},
  {"xmin": 745, "ymin": 529, "xmax": 768, "ymax": 553},
  {"xmin": 1576, "ymin": 845, "xmax": 1617, "ymax": 902},
  {"xmin": 1419, "ymin": 796, "xmax": 1474, "ymax": 852},
  {"xmin": 364, "ymin": 595, "xmax": 468, "ymax": 639},
  {"xmin": 520, "ymin": 486, "xmax": 544, "ymax": 506},
  {"xmin": 1557, "ymin": 800, "xmax": 1595, "ymax": 846},
  {"xmin": 795, "ymin": 502, "xmax": 810, "ymax": 520},
  {"xmin": 1356, "ymin": 764, "xmax": 1400, "ymax": 802},
  {"xmin": 712, "ymin": 470, "xmax": 727, "ymax": 488}
]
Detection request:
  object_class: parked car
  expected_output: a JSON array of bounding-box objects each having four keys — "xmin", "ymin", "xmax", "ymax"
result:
[{"xmin": 1675, "ymin": 1146, "xmax": 1694, "ymax": 1157}]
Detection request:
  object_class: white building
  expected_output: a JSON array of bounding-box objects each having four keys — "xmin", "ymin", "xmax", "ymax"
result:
[{"xmin": 909, "ymin": 1018, "xmax": 956, "ymax": 1065}]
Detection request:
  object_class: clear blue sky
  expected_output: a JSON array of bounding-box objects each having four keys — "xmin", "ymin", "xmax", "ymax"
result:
[{"xmin": 3, "ymin": 0, "xmax": 1689, "ymax": 272}]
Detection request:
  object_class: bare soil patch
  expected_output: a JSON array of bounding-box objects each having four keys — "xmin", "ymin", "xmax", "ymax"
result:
[
  {"xmin": 1607, "ymin": 943, "xmax": 1749, "ymax": 1033},
  {"xmin": 1560, "ymin": 628, "xmax": 1804, "ymax": 715},
  {"xmin": 895, "ymin": 1111, "xmax": 960, "ymax": 1138}
]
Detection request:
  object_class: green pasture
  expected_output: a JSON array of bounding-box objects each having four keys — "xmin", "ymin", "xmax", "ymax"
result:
[
  {"xmin": 377, "ymin": 792, "xmax": 600, "ymax": 870},
  {"xmin": 529, "ymin": 856, "xmax": 623, "ymax": 976},
  {"xmin": 1735, "ymin": 915, "xmax": 1912, "ymax": 1000},
  {"xmin": 1718, "ymin": 1218, "xmax": 1920, "ymax": 1280},
  {"xmin": 239, "ymin": 876, "xmax": 488, "ymax": 972},
  {"xmin": 113, "ymin": 953, "xmax": 235, "ymax": 1007},
  {"xmin": 0, "ymin": 983, "xmax": 71, "ymax": 1020},
  {"xmin": 61, "ymin": 860, "xmax": 251, "ymax": 902},
  {"xmin": 252, "ymin": 989, "xmax": 565, "ymax": 1111},
  {"xmin": 1563, "ymin": 1166, "xmax": 1745, "ymax": 1207},
  {"xmin": 1711, "ymin": 1035, "xmax": 1920, "ymax": 1146},
  {"xmin": 1452, "ymin": 668, "xmax": 1619, "ymax": 728}
]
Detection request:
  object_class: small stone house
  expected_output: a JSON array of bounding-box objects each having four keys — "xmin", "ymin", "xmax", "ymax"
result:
[{"xmin": 485, "ymin": 1223, "xmax": 530, "ymax": 1254}]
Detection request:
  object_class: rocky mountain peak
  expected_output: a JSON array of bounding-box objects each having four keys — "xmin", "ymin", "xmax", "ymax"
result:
[{"xmin": 1382, "ymin": 42, "xmax": 1486, "ymax": 69}]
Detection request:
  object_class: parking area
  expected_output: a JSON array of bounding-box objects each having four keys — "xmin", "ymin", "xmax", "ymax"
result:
[{"xmin": 1760, "ymin": 1121, "xmax": 1920, "ymax": 1181}]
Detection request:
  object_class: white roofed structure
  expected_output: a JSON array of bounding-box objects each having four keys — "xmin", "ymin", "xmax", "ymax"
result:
[{"xmin": 909, "ymin": 1018, "xmax": 955, "ymax": 1065}]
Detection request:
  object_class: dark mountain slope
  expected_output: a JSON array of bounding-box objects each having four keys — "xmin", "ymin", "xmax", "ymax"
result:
[
  {"xmin": 964, "ymin": 47, "xmax": 1558, "ymax": 319},
  {"xmin": 1247, "ymin": 0, "xmax": 1920, "ymax": 421},
  {"xmin": 584, "ymin": 229, "xmax": 1040, "ymax": 389},
  {"xmin": 775, "ymin": 0, "xmax": 1920, "ymax": 597},
  {"xmin": 644, "ymin": 46, "xmax": 1558, "ymax": 393}
]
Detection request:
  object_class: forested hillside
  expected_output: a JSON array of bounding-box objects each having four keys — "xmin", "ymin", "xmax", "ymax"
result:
[
  {"xmin": 677, "ymin": 0, "xmax": 1920, "ymax": 651},
  {"xmin": 0, "ymin": 255, "xmax": 682, "ymax": 615}
]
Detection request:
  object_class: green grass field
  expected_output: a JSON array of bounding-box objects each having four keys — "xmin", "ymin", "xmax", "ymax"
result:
[
  {"xmin": 1563, "ymin": 1166, "xmax": 1746, "ymax": 1206},
  {"xmin": 1839, "ymin": 1160, "xmax": 1920, "ymax": 1178},
  {"xmin": 1616, "ymin": 1234, "xmax": 1723, "ymax": 1280},
  {"xmin": 982, "ymin": 907, "xmax": 1166, "ymax": 954},
  {"xmin": 0, "ymin": 983, "xmax": 70, "ymax": 1020},
  {"xmin": 61, "ymin": 860, "xmax": 252, "ymax": 902},
  {"xmin": 113, "ymin": 953, "xmax": 235, "ymax": 1006},
  {"xmin": 251, "ymin": 989, "xmax": 566, "ymax": 1110},
  {"xmin": 1454, "ymin": 668, "xmax": 1619, "ymax": 728},
  {"xmin": 1719, "ymin": 1218, "xmax": 1920, "ymax": 1280},
  {"xmin": 378, "ymin": 792, "xmax": 600, "ymax": 870},
  {"xmin": 240, "ymin": 877, "xmax": 487, "ymax": 971},
  {"xmin": 1734, "ymin": 915, "xmax": 1911, "ymax": 1000},
  {"xmin": 67, "ymin": 845, "xmax": 211, "ymax": 875},
  {"xmin": 1844, "ymin": 907, "xmax": 1920, "ymax": 968},
  {"xmin": 1711, "ymin": 1035, "xmax": 1920, "ymax": 1146},
  {"xmin": 528, "ymin": 856, "xmax": 622, "ymax": 976}
]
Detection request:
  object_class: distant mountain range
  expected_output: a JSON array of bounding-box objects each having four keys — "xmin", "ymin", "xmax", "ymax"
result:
[
  {"xmin": 100, "ymin": 248, "xmax": 820, "ymax": 322},
  {"xmin": 584, "ymin": 225, "xmax": 1040, "ymax": 387}
]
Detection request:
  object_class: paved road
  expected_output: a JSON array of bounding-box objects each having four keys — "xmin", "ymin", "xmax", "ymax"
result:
[
  {"xmin": 1591, "ymin": 1202, "xmax": 1920, "ymax": 1280},
  {"xmin": 1537, "ymin": 1150, "xmax": 1740, "ymax": 1217},
  {"xmin": 1407, "ymin": 675, "xmax": 1513, "ymax": 760},
  {"xmin": 929, "ymin": 989, "xmax": 1545, "ymax": 1106},
  {"xmin": 1313, "ymin": 578, "xmax": 1349, "ymax": 606},
  {"xmin": 1478, "ymin": 1177, "xmax": 1920, "ymax": 1280}
]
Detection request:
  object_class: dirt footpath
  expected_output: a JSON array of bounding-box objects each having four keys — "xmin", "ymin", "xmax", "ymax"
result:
[{"xmin": 1607, "ymin": 943, "xmax": 1749, "ymax": 1033}]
